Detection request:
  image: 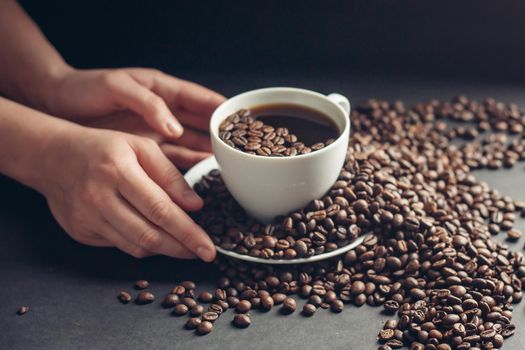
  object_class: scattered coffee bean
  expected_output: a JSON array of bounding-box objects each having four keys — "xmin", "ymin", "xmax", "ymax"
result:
[
  {"xmin": 197, "ymin": 320, "xmax": 213, "ymax": 335},
  {"xmin": 232, "ymin": 314, "xmax": 251, "ymax": 328},
  {"xmin": 198, "ymin": 291, "xmax": 214, "ymax": 303},
  {"xmin": 202, "ymin": 311, "xmax": 219, "ymax": 322},
  {"xmin": 134, "ymin": 280, "xmax": 149, "ymax": 290},
  {"xmin": 235, "ymin": 300, "xmax": 252, "ymax": 313},
  {"xmin": 302, "ymin": 303, "xmax": 317, "ymax": 317},
  {"xmin": 185, "ymin": 317, "xmax": 201, "ymax": 330},
  {"xmin": 162, "ymin": 294, "xmax": 180, "ymax": 308},
  {"xmin": 16, "ymin": 306, "xmax": 29, "ymax": 315},
  {"xmin": 173, "ymin": 304, "xmax": 189, "ymax": 316},
  {"xmin": 507, "ymin": 229, "xmax": 522, "ymax": 242},
  {"xmin": 281, "ymin": 297, "xmax": 297, "ymax": 314},
  {"xmin": 190, "ymin": 304, "xmax": 204, "ymax": 317},
  {"xmin": 118, "ymin": 291, "xmax": 132, "ymax": 304},
  {"xmin": 136, "ymin": 292, "xmax": 155, "ymax": 305}
]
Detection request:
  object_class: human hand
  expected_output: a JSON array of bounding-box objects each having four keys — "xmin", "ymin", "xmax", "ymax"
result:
[
  {"xmin": 37, "ymin": 125, "xmax": 216, "ymax": 261},
  {"xmin": 84, "ymin": 111, "xmax": 211, "ymax": 170},
  {"xmin": 45, "ymin": 68, "xmax": 225, "ymax": 140}
]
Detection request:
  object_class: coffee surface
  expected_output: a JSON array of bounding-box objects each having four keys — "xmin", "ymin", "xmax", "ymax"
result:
[{"xmin": 251, "ymin": 103, "xmax": 339, "ymax": 146}]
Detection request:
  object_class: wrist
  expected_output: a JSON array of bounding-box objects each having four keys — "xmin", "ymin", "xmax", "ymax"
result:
[{"xmin": 31, "ymin": 62, "xmax": 75, "ymax": 115}]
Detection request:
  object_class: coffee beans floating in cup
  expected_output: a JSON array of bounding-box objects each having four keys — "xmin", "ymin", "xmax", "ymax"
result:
[{"xmin": 218, "ymin": 105, "xmax": 339, "ymax": 157}]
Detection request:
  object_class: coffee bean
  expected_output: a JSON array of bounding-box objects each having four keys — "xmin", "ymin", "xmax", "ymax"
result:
[
  {"xmin": 182, "ymin": 297, "xmax": 197, "ymax": 309},
  {"xmin": 185, "ymin": 317, "xmax": 201, "ymax": 330},
  {"xmin": 331, "ymin": 300, "xmax": 344, "ymax": 313},
  {"xmin": 261, "ymin": 295, "xmax": 274, "ymax": 311},
  {"xmin": 118, "ymin": 291, "xmax": 132, "ymax": 304},
  {"xmin": 208, "ymin": 303, "xmax": 224, "ymax": 314},
  {"xmin": 136, "ymin": 292, "xmax": 155, "ymax": 305},
  {"xmin": 197, "ymin": 320, "xmax": 213, "ymax": 335},
  {"xmin": 232, "ymin": 314, "xmax": 251, "ymax": 328},
  {"xmin": 281, "ymin": 297, "xmax": 297, "ymax": 314},
  {"xmin": 134, "ymin": 280, "xmax": 149, "ymax": 290},
  {"xmin": 301, "ymin": 303, "xmax": 317, "ymax": 317},
  {"xmin": 190, "ymin": 304, "xmax": 204, "ymax": 317},
  {"xmin": 235, "ymin": 300, "xmax": 251, "ymax": 313},
  {"xmin": 162, "ymin": 293, "xmax": 180, "ymax": 308},
  {"xmin": 507, "ymin": 229, "xmax": 522, "ymax": 241},
  {"xmin": 272, "ymin": 293, "xmax": 287, "ymax": 305},
  {"xmin": 173, "ymin": 304, "xmax": 189, "ymax": 316},
  {"xmin": 16, "ymin": 306, "xmax": 29, "ymax": 316},
  {"xmin": 198, "ymin": 291, "xmax": 214, "ymax": 303},
  {"xmin": 202, "ymin": 311, "xmax": 219, "ymax": 322}
]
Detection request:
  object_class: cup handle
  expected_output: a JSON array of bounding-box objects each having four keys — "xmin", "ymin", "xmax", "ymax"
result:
[{"xmin": 327, "ymin": 93, "xmax": 351, "ymax": 117}]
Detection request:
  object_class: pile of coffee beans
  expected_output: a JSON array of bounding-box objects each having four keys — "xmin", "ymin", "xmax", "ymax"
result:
[
  {"xmin": 218, "ymin": 108, "xmax": 336, "ymax": 156},
  {"xmin": 120, "ymin": 96, "xmax": 525, "ymax": 349},
  {"xmin": 194, "ymin": 168, "xmax": 363, "ymax": 260}
]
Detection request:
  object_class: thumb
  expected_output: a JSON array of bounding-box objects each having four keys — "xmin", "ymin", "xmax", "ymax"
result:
[{"xmin": 104, "ymin": 71, "xmax": 183, "ymax": 138}]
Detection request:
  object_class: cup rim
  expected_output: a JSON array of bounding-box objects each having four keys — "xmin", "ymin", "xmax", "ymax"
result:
[{"xmin": 210, "ymin": 87, "xmax": 351, "ymax": 161}]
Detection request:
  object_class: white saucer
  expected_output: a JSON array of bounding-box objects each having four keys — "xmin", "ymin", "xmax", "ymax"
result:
[{"xmin": 185, "ymin": 156, "xmax": 367, "ymax": 264}]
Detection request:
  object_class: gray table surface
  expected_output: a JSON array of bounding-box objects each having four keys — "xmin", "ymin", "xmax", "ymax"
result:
[{"xmin": 1, "ymin": 76, "xmax": 525, "ymax": 350}]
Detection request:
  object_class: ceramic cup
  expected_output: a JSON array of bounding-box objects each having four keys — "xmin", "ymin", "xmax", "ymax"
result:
[{"xmin": 210, "ymin": 87, "xmax": 351, "ymax": 223}]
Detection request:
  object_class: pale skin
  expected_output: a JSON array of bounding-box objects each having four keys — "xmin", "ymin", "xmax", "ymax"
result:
[{"xmin": 0, "ymin": 0, "xmax": 226, "ymax": 261}]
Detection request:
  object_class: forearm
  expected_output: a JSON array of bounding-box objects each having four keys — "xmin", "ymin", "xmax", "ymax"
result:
[
  {"xmin": 0, "ymin": 0, "xmax": 72, "ymax": 112},
  {"xmin": 0, "ymin": 96, "xmax": 78, "ymax": 191}
]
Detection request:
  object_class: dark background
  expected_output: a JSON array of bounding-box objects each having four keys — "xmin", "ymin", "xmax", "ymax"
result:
[
  {"xmin": 3, "ymin": 2, "xmax": 525, "ymax": 350},
  {"xmin": 19, "ymin": 0, "xmax": 525, "ymax": 83}
]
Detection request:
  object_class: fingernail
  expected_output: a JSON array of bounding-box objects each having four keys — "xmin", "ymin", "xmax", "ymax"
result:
[
  {"xmin": 196, "ymin": 245, "xmax": 215, "ymax": 262},
  {"xmin": 167, "ymin": 121, "xmax": 183, "ymax": 137}
]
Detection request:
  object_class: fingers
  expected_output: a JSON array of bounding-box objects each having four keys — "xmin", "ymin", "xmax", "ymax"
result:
[
  {"xmin": 132, "ymin": 139, "xmax": 203, "ymax": 211},
  {"xmin": 173, "ymin": 78, "xmax": 226, "ymax": 115},
  {"xmin": 117, "ymin": 153, "xmax": 216, "ymax": 262},
  {"xmin": 173, "ymin": 127, "xmax": 212, "ymax": 153},
  {"xmin": 160, "ymin": 144, "xmax": 211, "ymax": 170},
  {"xmin": 174, "ymin": 110, "xmax": 211, "ymax": 132},
  {"xmin": 100, "ymin": 197, "xmax": 196, "ymax": 259},
  {"xmin": 128, "ymin": 69, "xmax": 225, "ymax": 119},
  {"xmin": 102, "ymin": 71, "xmax": 183, "ymax": 138}
]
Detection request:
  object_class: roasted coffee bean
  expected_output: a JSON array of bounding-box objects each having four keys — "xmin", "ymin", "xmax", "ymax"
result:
[
  {"xmin": 208, "ymin": 303, "xmax": 224, "ymax": 314},
  {"xmin": 173, "ymin": 303, "xmax": 189, "ymax": 316},
  {"xmin": 16, "ymin": 306, "xmax": 29, "ymax": 315},
  {"xmin": 302, "ymin": 303, "xmax": 317, "ymax": 317},
  {"xmin": 197, "ymin": 320, "xmax": 213, "ymax": 335},
  {"xmin": 134, "ymin": 280, "xmax": 149, "ymax": 290},
  {"xmin": 235, "ymin": 300, "xmax": 251, "ymax": 313},
  {"xmin": 182, "ymin": 297, "xmax": 197, "ymax": 309},
  {"xmin": 162, "ymin": 294, "xmax": 180, "ymax": 308},
  {"xmin": 202, "ymin": 311, "xmax": 219, "ymax": 322},
  {"xmin": 331, "ymin": 300, "xmax": 344, "ymax": 313},
  {"xmin": 190, "ymin": 304, "xmax": 204, "ymax": 317},
  {"xmin": 281, "ymin": 297, "xmax": 297, "ymax": 314},
  {"xmin": 185, "ymin": 317, "xmax": 201, "ymax": 330},
  {"xmin": 118, "ymin": 291, "xmax": 132, "ymax": 304},
  {"xmin": 198, "ymin": 291, "xmax": 214, "ymax": 303},
  {"xmin": 261, "ymin": 296, "xmax": 274, "ymax": 311},
  {"xmin": 272, "ymin": 293, "xmax": 287, "ymax": 305},
  {"xmin": 136, "ymin": 292, "xmax": 155, "ymax": 305},
  {"xmin": 232, "ymin": 314, "xmax": 251, "ymax": 328},
  {"xmin": 507, "ymin": 229, "xmax": 522, "ymax": 241}
]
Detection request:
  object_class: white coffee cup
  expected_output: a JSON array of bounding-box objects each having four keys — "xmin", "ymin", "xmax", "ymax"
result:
[{"xmin": 210, "ymin": 87, "xmax": 350, "ymax": 223}]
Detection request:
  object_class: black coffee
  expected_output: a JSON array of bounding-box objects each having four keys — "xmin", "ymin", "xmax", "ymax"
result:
[{"xmin": 251, "ymin": 103, "xmax": 339, "ymax": 145}]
